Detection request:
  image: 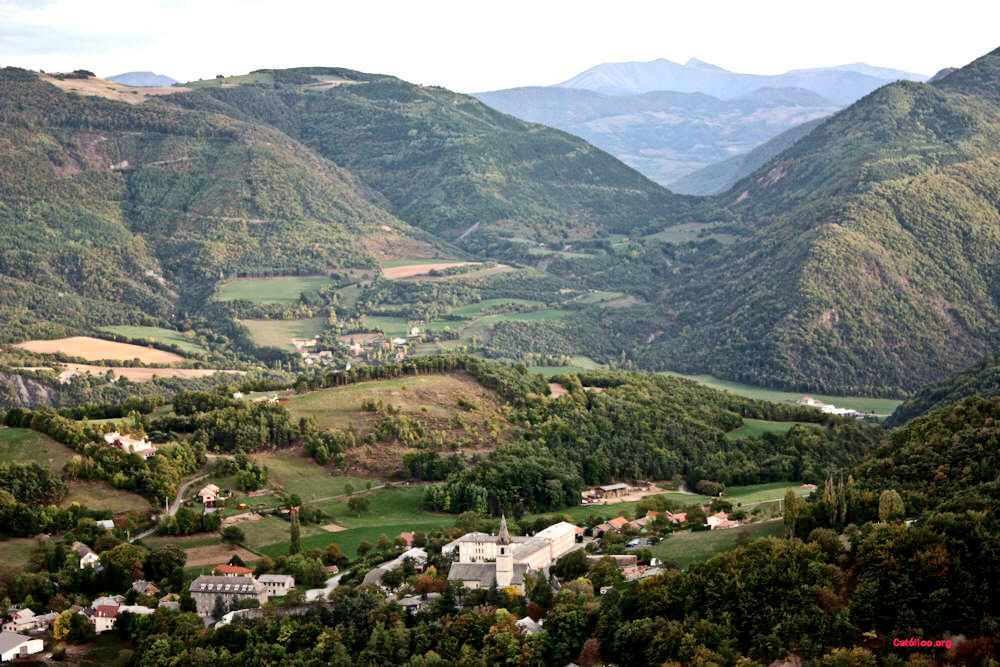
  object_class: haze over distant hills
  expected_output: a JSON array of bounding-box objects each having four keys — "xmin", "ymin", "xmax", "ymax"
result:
[
  {"xmin": 477, "ymin": 58, "xmax": 928, "ymax": 192},
  {"xmin": 555, "ymin": 58, "xmax": 928, "ymax": 104},
  {"xmin": 106, "ymin": 71, "xmax": 178, "ymax": 87}
]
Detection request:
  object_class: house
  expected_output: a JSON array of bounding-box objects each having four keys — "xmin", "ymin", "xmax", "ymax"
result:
[
  {"xmin": 595, "ymin": 516, "xmax": 630, "ymax": 536},
  {"xmin": 407, "ymin": 327, "xmax": 421, "ymax": 339},
  {"xmin": 1, "ymin": 610, "xmax": 35, "ymax": 634},
  {"xmin": 395, "ymin": 593, "xmax": 439, "ymax": 614},
  {"xmin": 91, "ymin": 596, "xmax": 125, "ymax": 607},
  {"xmin": 594, "ymin": 483, "xmax": 630, "ymax": 499},
  {"xmin": 88, "ymin": 605, "xmax": 118, "ymax": 634},
  {"xmin": 131, "ymin": 580, "xmax": 160, "ymax": 596},
  {"xmin": 71, "ymin": 541, "xmax": 100, "ymax": 569},
  {"xmin": 646, "ymin": 510, "xmax": 686, "ymax": 526},
  {"xmin": 0, "ymin": 631, "xmax": 43, "ymax": 662},
  {"xmin": 212, "ymin": 564, "xmax": 253, "ymax": 577},
  {"xmin": 103, "ymin": 432, "xmax": 156, "ymax": 459},
  {"xmin": 118, "ymin": 605, "xmax": 155, "ymax": 617},
  {"xmin": 447, "ymin": 517, "xmax": 528, "ymax": 593},
  {"xmin": 198, "ymin": 484, "xmax": 221, "ymax": 506},
  {"xmin": 188, "ymin": 576, "xmax": 268, "ymax": 617},
  {"xmin": 258, "ymin": 574, "xmax": 295, "ymax": 597},
  {"xmin": 96, "ymin": 519, "xmax": 115, "ymax": 531},
  {"xmin": 516, "ymin": 616, "xmax": 544, "ymax": 635},
  {"xmin": 323, "ymin": 565, "xmax": 340, "ymax": 575},
  {"xmin": 706, "ymin": 512, "xmax": 740, "ymax": 529}
]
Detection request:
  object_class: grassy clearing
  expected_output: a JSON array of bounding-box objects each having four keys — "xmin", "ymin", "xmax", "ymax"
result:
[
  {"xmin": 261, "ymin": 484, "xmax": 454, "ymax": 558},
  {"xmin": 285, "ymin": 373, "xmax": 501, "ymax": 432},
  {"xmin": 650, "ymin": 520, "xmax": 784, "ymax": 569},
  {"xmin": 64, "ymin": 481, "xmax": 151, "ymax": 513},
  {"xmin": 240, "ymin": 318, "xmax": 327, "ymax": 350},
  {"xmin": 258, "ymin": 454, "xmax": 370, "ymax": 503},
  {"xmin": 574, "ymin": 291, "xmax": 625, "ymax": 304},
  {"xmin": 0, "ymin": 427, "xmax": 76, "ymax": 471},
  {"xmin": 0, "ymin": 537, "xmax": 40, "ymax": 568},
  {"xmin": 460, "ymin": 309, "xmax": 571, "ymax": 339},
  {"xmin": 530, "ymin": 365, "xmax": 589, "ymax": 377},
  {"xmin": 723, "ymin": 482, "xmax": 812, "ymax": 504},
  {"xmin": 99, "ymin": 326, "xmax": 207, "ymax": 354},
  {"xmin": 363, "ymin": 315, "xmax": 410, "ymax": 337},
  {"xmin": 218, "ymin": 276, "xmax": 333, "ymax": 303},
  {"xmin": 240, "ymin": 515, "xmax": 325, "ymax": 549},
  {"xmin": 662, "ymin": 372, "xmax": 903, "ymax": 415},
  {"xmin": 449, "ymin": 298, "xmax": 544, "ymax": 317},
  {"xmin": 645, "ymin": 222, "xmax": 739, "ymax": 246},
  {"xmin": 184, "ymin": 72, "xmax": 275, "ymax": 88},
  {"xmin": 726, "ymin": 418, "xmax": 813, "ymax": 440}
]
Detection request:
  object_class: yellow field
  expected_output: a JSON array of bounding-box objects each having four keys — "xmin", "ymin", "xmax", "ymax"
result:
[
  {"xmin": 15, "ymin": 337, "xmax": 185, "ymax": 363},
  {"xmin": 59, "ymin": 363, "xmax": 244, "ymax": 383}
]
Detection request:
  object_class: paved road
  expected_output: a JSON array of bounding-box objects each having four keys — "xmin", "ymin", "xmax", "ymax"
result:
[{"xmin": 130, "ymin": 472, "xmax": 209, "ymax": 542}]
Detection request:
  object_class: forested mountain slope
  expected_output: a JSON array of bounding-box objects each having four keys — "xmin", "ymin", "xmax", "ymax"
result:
[
  {"xmin": 0, "ymin": 67, "xmax": 416, "ymax": 339},
  {"xmin": 885, "ymin": 349, "xmax": 1000, "ymax": 426},
  {"xmin": 168, "ymin": 67, "xmax": 684, "ymax": 247},
  {"xmin": 630, "ymin": 47, "xmax": 1000, "ymax": 395}
]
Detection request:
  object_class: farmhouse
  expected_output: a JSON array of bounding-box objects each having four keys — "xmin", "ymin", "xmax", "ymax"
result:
[
  {"xmin": 71, "ymin": 541, "xmax": 100, "ymax": 569},
  {"xmin": 258, "ymin": 574, "xmax": 295, "ymax": 597},
  {"xmin": 103, "ymin": 432, "xmax": 156, "ymax": 459},
  {"xmin": 1, "ymin": 609, "xmax": 35, "ymax": 634},
  {"xmin": 707, "ymin": 511, "xmax": 740, "ymax": 529},
  {"xmin": 131, "ymin": 580, "xmax": 160, "ymax": 596},
  {"xmin": 87, "ymin": 605, "xmax": 118, "ymax": 634},
  {"xmin": 198, "ymin": 484, "xmax": 221, "ymax": 506},
  {"xmin": 189, "ymin": 576, "xmax": 268, "ymax": 617},
  {"xmin": 0, "ymin": 631, "xmax": 43, "ymax": 662},
  {"xmin": 96, "ymin": 519, "xmax": 115, "ymax": 531}
]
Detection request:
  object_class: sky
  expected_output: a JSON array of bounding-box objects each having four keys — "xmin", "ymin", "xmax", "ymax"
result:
[{"xmin": 2, "ymin": 0, "xmax": 999, "ymax": 93}]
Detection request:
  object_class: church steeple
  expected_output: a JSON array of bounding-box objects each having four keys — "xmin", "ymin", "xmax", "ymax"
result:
[
  {"xmin": 498, "ymin": 514, "xmax": 511, "ymax": 545},
  {"xmin": 496, "ymin": 514, "xmax": 513, "ymax": 587}
]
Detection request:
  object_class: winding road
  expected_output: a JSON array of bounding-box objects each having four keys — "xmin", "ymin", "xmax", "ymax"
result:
[{"xmin": 129, "ymin": 472, "xmax": 209, "ymax": 542}]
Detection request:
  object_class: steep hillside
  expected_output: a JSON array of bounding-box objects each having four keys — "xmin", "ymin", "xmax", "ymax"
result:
[
  {"xmin": 0, "ymin": 67, "xmax": 414, "ymax": 338},
  {"xmin": 473, "ymin": 86, "xmax": 836, "ymax": 186},
  {"xmin": 668, "ymin": 116, "xmax": 827, "ymax": 194},
  {"xmin": 885, "ymin": 350, "xmax": 1000, "ymax": 427},
  {"xmin": 168, "ymin": 67, "xmax": 683, "ymax": 247},
  {"xmin": 627, "ymin": 47, "xmax": 1000, "ymax": 395}
]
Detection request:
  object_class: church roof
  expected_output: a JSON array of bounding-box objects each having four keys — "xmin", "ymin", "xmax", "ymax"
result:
[
  {"xmin": 447, "ymin": 562, "xmax": 528, "ymax": 588},
  {"xmin": 498, "ymin": 515, "xmax": 511, "ymax": 545}
]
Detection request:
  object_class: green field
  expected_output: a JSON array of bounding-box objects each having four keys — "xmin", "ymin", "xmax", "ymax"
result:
[
  {"xmin": 574, "ymin": 291, "xmax": 625, "ymax": 304},
  {"xmin": 726, "ymin": 419, "xmax": 813, "ymax": 440},
  {"xmin": 240, "ymin": 318, "xmax": 328, "ymax": 350},
  {"xmin": 722, "ymin": 482, "xmax": 812, "ymax": 505},
  {"xmin": 219, "ymin": 276, "xmax": 333, "ymax": 303},
  {"xmin": 258, "ymin": 454, "xmax": 370, "ymax": 504},
  {"xmin": 0, "ymin": 537, "xmax": 40, "ymax": 568},
  {"xmin": 64, "ymin": 481, "xmax": 151, "ymax": 513},
  {"xmin": 240, "ymin": 515, "xmax": 326, "ymax": 549},
  {"xmin": 0, "ymin": 427, "xmax": 77, "ymax": 471},
  {"xmin": 645, "ymin": 222, "xmax": 739, "ymax": 246},
  {"xmin": 530, "ymin": 356, "xmax": 604, "ymax": 377},
  {"xmin": 99, "ymin": 326, "xmax": 207, "ymax": 354},
  {"xmin": 449, "ymin": 299, "xmax": 544, "ymax": 317},
  {"xmin": 379, "ymin": 258, "xmax": 454, "ymax": 268},
  {"xmin": 663, "ymin": 372, "xmax": 903, "ymax": 415},
  {"xmin": 260, "ymin": 485, "xmax": 454, "ymax": 558},
  {"xmin": 363, "ymin": 315, "xmax": 411, "ymax": 337},
  {"xmin": 650, "ymin": 520, "xmax": 784, "ymax": 569},
  {"xmin": 459, "ymin": 309, "xmax": 571, "ymax": 340}
]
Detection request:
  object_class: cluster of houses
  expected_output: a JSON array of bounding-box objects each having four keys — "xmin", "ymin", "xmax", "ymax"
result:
[
  {"xmin": 291, "ymin": 337, "xmax": 339, "ymax": 367},
  {"xmin": 342, "ymin": 327, "xmax": 422, "ymax": 362},
  {"xmin": 102, "ymin": 431, "xmax": 156, "ymax": 460}
]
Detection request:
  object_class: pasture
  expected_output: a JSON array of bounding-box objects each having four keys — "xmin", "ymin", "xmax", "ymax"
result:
[
  {"xmin": 240, "ymin": 318, "xmax": 328, "ymax": 350},
  {"xmin": 662, "ymin": 372, "xmax": 903, "ymax": 415},
  {"xmin": 0, "ymin": 537, "xmax": 40, "ymax": 569},
  {"xmin": 14, "ymin": 337, "xmax": 185, "ymax": 363},
  {"xmin": 649, "ymin": 520, "xmax": 784, "ymax": 569},
  {"xmin": 218, "ymin": 276, "xmax": 333, "ymax": 303},
  {"xmin": 726, "ymin": 419, "xmax": 813, "ymax": 440},
  {"xmin": 449, "ymin": 298, "xmax": 544, "ymax": 317},
  {"xmin": 99, "ymin": 326, "xmax": 208, "ymax": 354},
  {"xmin": 64, "ymin": 481, "xmax": 152, "ymax": 513},
  {"xmin": 0, "ymin": 427, "xmax": 76, "ymax": 471},
  {"xmin": 382, "ymin": 262, "xmax": 471, "ymax": 279}
]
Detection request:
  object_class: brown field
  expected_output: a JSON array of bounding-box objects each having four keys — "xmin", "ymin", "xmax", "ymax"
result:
[
  {"xmin": 382, "ymin": 262, "xmax": 473, "ymax": 279},
  {"xmin": 401, "ymin": 264, "xmax": 515, "ymax": 282},
  {"xmin": 185, "ymin": 542, "xmax": 259, "ymax": 567},
  {"xmin": 40, "ymin": 73, "xmax": 179, "ymax": 104},
  {"xmin": 63, "ymin": 481, "xmax": 151, "ymax": 513},
  {"xmin": 321, "ymin": 523, "xmax": 347, "ymax": 532},
  {"xmin": 59, "ymin": 363, "xmax": 244, "ymax": 383},
  {"xmin": 548, "ymin": 383, "xmax": 569, "ymax": 397},
  {"xmin": 15, "ymin": 337, "xmax": 185, "ymax": 363}
]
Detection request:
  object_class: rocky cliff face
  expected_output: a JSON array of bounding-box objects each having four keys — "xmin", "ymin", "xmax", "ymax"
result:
[{"xmin": 0, "ymin": 371, "xmax": 59, "ymax": 408}]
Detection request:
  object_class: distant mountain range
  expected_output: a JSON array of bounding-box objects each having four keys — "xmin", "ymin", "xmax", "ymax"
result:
[
  {"xmin": 106, "ymin": 71, "xmax": 177, "ymax": 87},
  {"xmin": 477, "ymin": 59, "xmax": 928, "ymax": 191},
  {"xmin": 474, "ymin": 86, "xmax": 836, "ymax": 190},
  {"xmin": 554, "ymin": 58, "xmax": 928, "ymax": 104}
]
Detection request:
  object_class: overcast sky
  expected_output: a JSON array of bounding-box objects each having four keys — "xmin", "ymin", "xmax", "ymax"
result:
[{"xmin": 2, "ymin": 0, "xmax": 998, "ymax": 93}]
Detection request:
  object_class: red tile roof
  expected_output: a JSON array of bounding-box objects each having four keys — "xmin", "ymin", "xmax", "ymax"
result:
[
  {"xmin": 212, "ymin": 564, "xmax": 253, "ymax": 576},
  {"xmin": 94, "ymin": 605, "xmax": 119, "ymax": 618}
]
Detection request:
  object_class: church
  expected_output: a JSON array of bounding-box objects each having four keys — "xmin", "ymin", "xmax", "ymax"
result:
[{"xmin": 447, "ymin": 516, "xmax": 529, "ymax": 592}]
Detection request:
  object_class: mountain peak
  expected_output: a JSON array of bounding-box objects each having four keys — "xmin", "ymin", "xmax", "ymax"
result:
[
  {"xmin": 685, "ymin": 58, "xmax": 727, "ymax": 71},
  {"xmin": 106, "ymin": 71, "xmax": 177, "ymax": 87}
]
